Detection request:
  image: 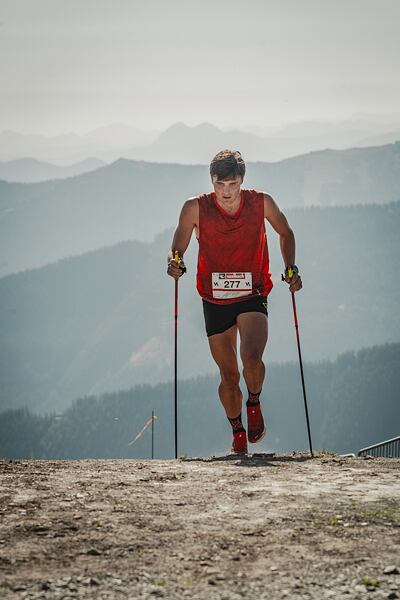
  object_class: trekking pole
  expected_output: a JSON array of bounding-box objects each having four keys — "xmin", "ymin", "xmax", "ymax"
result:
[
  {"xmin": 174, "ymin": 269, "xmax": 179, "ymax": 459},
  {"xmin": 173, "ymin": 251, "xmax": 181, "ymax": 460},
  {"xmin": 172, "ymin": 251, "xmax": 186, "ymax": 459},
  {"xmin": 282, "ymin": 269, "xmax": 314, "ymax": 457}
]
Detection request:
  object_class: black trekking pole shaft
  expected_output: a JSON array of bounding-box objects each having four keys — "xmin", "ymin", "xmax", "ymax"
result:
[
  {"xmin": 174, "ymin": 279, "xmax": 178, "ymax": 459},
  {"xmin": 291, "ymin": 292, "xmax": 313, "ymax": 457}
]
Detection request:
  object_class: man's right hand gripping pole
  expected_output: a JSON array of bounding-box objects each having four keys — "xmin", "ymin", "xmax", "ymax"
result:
[{"xmin": 167, "ymin": 251, "xmax": 187, "ymax": 280}]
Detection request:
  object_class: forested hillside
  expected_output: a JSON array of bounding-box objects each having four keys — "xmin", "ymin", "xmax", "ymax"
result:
[
  {"xmin": 0, "ymin": 202, "xmax": 399, "ymax": 414},
  {"xmin": 0, "ymin": 343, "xmax": 398, "ymax": 459}
]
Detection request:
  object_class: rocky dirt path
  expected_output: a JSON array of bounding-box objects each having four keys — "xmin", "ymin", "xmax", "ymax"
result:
[{"xmin": 0, "ymin": 454, "xmax": 399, "ymax": 599}]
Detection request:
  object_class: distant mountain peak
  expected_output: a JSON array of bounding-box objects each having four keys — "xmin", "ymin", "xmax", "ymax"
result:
[
  {"xmin": 163, "ymin": 122, "xmax": 220, "ymax": 134},
  {"xmin": 154, "ymin": 122, "xmax": 222, "ymax": 148},
  {"xmin": 194, "ymin": 122, "xmax": 221, "ymax": 133},
  {"xmin": 164, "ymin": 122, "xmax": 188, "ymax": 133}
]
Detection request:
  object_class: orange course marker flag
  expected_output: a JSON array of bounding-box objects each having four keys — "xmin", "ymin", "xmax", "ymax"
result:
[{"xmin": 128, "ymin": 415, "xmax": 158, "ymax": 446}]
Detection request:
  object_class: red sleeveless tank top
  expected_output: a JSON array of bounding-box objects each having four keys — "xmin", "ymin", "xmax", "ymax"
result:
[{"xmin": 196, "ymin": 189, "xmax": 273, "ymax": 304}]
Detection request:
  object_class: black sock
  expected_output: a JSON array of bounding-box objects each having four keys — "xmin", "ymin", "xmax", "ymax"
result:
[
  {"xmin": 228, "ymin": 413, "xmax": 245, "ymax": 433},
  {"xmin": 247, "ymin": 389, "xmax": 261, "ymax": 406}
]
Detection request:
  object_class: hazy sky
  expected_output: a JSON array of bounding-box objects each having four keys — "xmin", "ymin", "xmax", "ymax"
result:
[{"xmin": 1, "ymin": 0, "xmax": 399, "ymax": 135}]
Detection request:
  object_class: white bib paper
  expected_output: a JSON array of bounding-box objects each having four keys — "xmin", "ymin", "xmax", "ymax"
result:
[{"xmin": 212, "ymin": 272, "xmax": 253, "ymax": 299}]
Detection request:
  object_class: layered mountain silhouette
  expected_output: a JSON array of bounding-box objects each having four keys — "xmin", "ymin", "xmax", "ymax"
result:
[
  {"xmin": 1, "ymin": 202, "xmax": 398, "ymax": 414},
  {"xmin": 1, "ymin": 142, "xmax": 399, "ymax": 276},
  {"xmin": 0, "ymin": 157, "xmax": 106, "ymax": 183},
  {"xmin": 0, "ymin": 124, "xmax": 156, "ymax": 164},
  {"xmin": 124, "ymin": 121, "xmax": 400, "ymax": 164},
  {"xmin": 124, "ymin": 122, "xmax": 281, "ymax": 163},
  {"xmin": 1, "ymin": 119, "xmax": 400, "ymax": 165}
]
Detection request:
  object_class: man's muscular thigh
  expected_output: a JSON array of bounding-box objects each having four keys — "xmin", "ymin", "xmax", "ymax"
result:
[{"xmin": 237, "ymin": 312, "xmax": 268, "ymax": 362}]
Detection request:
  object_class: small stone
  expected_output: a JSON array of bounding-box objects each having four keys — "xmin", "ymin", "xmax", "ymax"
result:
[
  {"xmin": 366, "ymin": 585, "xmax": 377, "ymax": 591},
  {"xmin": 149, "ymin": 588, "xmax": 165, "ymax": 597},
  {"xmin": 86, "ymin": 547, "xmax": 101, "ymax": 555},
  {"xmin": 384, "ymin": 567, "xmax": 400, "ymax": 575},
  {"xmin": 12, "ymin": 585, "xmax": 27, "ymax": 592},
  {"xmin": 40, "ymin": 581, "xmax": 51, "ymax": 590},
  {"xmin": 204, "ymin": 567, "xmax": 219, "ymax": 575}
]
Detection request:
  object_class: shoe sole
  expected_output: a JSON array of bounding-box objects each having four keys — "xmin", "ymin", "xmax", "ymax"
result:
[
  {"xmin": 231, "ymin": 444, "xmax": 249, "ymax": 455},
  {"xmin": 248, "ymin": 427, "xmax": 266, "ymax": 444}
]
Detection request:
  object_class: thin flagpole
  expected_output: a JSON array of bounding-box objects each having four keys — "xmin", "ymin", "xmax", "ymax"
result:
[{"xmin": 151, "ymin": 410, "xmax": 154, "ymax": 460}]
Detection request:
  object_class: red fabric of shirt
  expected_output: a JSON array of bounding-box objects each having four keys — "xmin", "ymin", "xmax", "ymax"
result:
[{"xmin": 196, "ymin": 189, "xmax": 273, "ymax": 304}]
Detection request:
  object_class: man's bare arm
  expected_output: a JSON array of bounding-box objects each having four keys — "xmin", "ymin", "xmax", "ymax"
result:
[
  {"xmin": 167, "ymin": 198, "xmax": 198, "ymax": 279},
  {"xmin": 263, "ymin": 193, "xmax": 302, "ymax": 292}
]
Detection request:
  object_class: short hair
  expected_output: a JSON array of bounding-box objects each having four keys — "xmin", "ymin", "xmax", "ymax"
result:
[{"xmin": 209, "ymin": 149, "xmax": 246, "ymax": 181}]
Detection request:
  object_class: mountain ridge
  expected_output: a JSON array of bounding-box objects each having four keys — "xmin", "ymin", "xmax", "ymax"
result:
[
  {"xmin": 1, "ymin": 142, "xmax": 399, "ymax": 276},
  {"xmin": 0, "ymin": 156, "xmax": 106, "ymax": 183},
  {"xmin": 2, "ymin": 117, "xmax": 400, "ymax": 164}
]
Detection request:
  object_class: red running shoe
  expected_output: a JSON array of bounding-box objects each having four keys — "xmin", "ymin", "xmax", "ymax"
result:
[
  {"xmin": 247, "ymin": 402, "xmax": 266, "ymax": 443},
  {"xmin": 231, "ymin": 430, "xmax": 248, "ymax": 455}
]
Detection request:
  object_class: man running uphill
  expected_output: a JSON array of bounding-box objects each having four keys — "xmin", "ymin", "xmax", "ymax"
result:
[{"xmin": 167, "ymin": 150, "xmax": 302, "ymax": 455}]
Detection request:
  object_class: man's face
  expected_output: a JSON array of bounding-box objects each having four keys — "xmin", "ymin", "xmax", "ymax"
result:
[{"xmin": 211, "ymin": 174, "xmax": 243, "ymax": 203}]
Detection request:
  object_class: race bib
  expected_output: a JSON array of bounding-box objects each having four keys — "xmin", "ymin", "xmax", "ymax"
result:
[{"xmin": 212, "ymin": 272, "xmax": 253, "ymax": 299}]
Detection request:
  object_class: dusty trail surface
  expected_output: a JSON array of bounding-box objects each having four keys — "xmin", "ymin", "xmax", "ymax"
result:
[{"xmin": 0, "ymin": 454, "xmax": 399, "ymax": 599}]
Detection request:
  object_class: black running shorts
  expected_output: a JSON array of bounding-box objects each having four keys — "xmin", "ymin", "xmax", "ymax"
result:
[{"xmin": 202, "ymin": 295, "xmax": 269, "ymax": 337}]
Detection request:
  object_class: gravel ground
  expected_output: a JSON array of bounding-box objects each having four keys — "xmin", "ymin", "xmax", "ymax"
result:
[{"xmin": 0, "ymin": 453, "xmax": 399, "ymax": 599}]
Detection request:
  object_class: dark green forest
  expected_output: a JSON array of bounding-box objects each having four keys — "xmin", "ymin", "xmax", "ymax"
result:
[{"xmin": 1, "ymin": 342, "xmax": 398, "ymax": 460}]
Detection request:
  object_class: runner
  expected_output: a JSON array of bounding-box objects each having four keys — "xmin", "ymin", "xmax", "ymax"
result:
[{"xmin": 167, "ymin": 149, "xmax": 302, "ymax": 455}]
